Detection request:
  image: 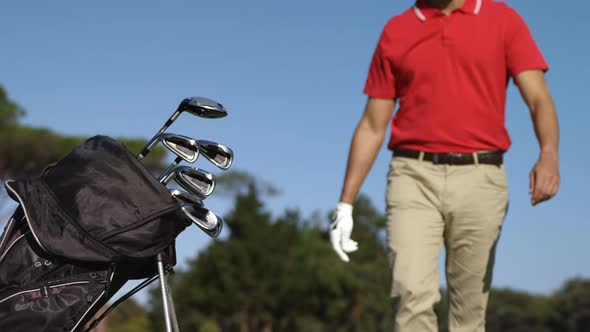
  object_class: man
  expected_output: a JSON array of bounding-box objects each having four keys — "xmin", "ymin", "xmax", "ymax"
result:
[{"xmin": 330, "ymin": 0, "xmax": 560, "ymax": 331}]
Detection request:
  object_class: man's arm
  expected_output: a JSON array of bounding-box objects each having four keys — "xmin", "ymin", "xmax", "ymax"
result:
[
  {"xmin": 339, "ymin": 97, "xmax": 396, "ymax": 204},
  {"xmin": 514, "ymin": 69, "xmax": 560, "ymax": 206}
]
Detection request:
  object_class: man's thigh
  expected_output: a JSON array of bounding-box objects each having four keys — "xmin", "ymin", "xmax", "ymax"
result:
[
  {"xmin": 444, "ymin": 163, "xmax": 509, "ymax": 283},
  {"xmin": 385, "ymin": 157, "xmax": 446, "ymax": 296}
]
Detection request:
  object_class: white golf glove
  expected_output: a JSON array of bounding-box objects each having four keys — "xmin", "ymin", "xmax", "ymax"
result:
[{"xmin": 330, "ymin": 202, "xmax": 358, "ymax": 262}]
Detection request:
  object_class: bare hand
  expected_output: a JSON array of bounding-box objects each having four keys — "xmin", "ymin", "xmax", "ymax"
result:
[{"xmin": 529, "ymin": 151, "xmax": 560, "ymax": 206}]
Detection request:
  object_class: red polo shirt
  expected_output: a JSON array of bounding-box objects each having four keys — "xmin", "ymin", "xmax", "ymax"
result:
[{"xmin": 364, "ymin": 0, "xmax": 549, "ymax": 153}]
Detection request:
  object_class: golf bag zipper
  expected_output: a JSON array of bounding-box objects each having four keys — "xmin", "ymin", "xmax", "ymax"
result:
[
  {"xmin": 0, "ymin": 214, "xmax": 19, "ymax": 253},
  {"xmin": 0, "ymin": 279, "xmax": 106, "ymax": 305},
  {"xmin": 3, "ymin": 183, "xmax": 49, "ymax": 254},
  {"xmin": 0, "ymin": 231, "xmax": 30, "ymax": 265}
]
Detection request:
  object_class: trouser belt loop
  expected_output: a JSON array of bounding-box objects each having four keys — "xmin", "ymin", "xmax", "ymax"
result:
[
  {"xmin": 473, "ymin": 152, "xmax": 479, "ymax": 166},
  {"xmin": 418, "ymin": 151, "xmax": 425, "ymax": 161}
]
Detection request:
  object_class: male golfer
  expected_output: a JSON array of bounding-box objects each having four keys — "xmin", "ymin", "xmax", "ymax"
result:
[{"xmin": 330, "ymin": 0, "xmax": 560, "ymax": 331}]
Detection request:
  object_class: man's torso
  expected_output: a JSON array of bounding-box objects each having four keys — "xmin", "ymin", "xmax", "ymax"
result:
[{"xmin": 364, "ymin": 0, "xmax": 547, "ymax": 153}]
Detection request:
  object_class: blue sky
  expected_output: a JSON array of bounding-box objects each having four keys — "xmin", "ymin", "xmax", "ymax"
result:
[{"xmin": 1, "ymin": 0, "xmax": 588, "ymax": 302}]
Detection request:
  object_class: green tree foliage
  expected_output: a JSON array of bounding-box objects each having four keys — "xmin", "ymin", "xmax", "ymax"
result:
[
  {"xmin": 106, "ymin": 298, "xmax": 153, "ymax": 332},
  {"xmin": 148, "ymin": 182, "xmax": 394, "ymax": 332},
  {"xmin": 547, "ymin": 278, "xmax": 590, "ymax": 332},
  {"xmin": 0, "ymin": 84, "xmax": 166, "ymax": 179},
  {"xmin": 0, "ymin": 85, "xmax": 25, "ymax": 127},
  {"xmin": 215, "ymin": 170, "xmax": 280, "ymax": 198},
  {"xmin": 130, "ymin": 177, "xmax": 590, "ymax": 331},
  {"xmin": 486, "ymin": 288, "xmax": 553, "ymax": 332},
  {"xmin": 139, "ymin": 174, "xmax": 590, "ymax": 331}
]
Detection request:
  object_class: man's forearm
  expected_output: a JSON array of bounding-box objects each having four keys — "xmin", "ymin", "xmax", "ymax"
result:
[
  {"xmin": 531, "ymin": 97, "xmax": 559, "ymax": 156},
  {"xmin": 339, "ymin": 120, "xmax": 387, "ymax": 204}
]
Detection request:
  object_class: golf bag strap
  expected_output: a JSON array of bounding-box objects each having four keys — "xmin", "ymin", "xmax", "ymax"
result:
[{"xmin": 83, "ymin": 274, "xmax": 159, "ymax": 332}]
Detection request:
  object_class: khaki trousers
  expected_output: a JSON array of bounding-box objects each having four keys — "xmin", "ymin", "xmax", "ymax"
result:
[{"xmin": 386, "ymin": 156, "xmax": 509, "ymax": 332}]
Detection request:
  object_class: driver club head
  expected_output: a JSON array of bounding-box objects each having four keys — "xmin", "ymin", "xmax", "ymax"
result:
[
  {"xmin": 173, "ymin": 166, "xmax": 216, "ymax": 199},
  {"xmin": 196, "ymin": 140, "xmax": 234, "ymax": 170},
  {"xmin": 158, "ymin": 133, "xmax": 200, "ymax": 163},
  {"xmin": 180, "ymin": 203, "xmax": 223, "ymax": 238},
  {"xmin": 178, "ymin": 97, "xmax": 227, "ymax": 119},
  {"xmin": 169, "ymin": 189, "xmax": 204, "ymax": 207}
]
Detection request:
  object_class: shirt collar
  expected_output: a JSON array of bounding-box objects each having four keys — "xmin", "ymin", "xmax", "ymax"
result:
[{"xmin": 414, "ymin": 0, "xmax": 483, "ymax": 21}]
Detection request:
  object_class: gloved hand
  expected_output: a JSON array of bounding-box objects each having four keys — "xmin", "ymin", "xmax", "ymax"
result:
[{"xmin": 330, "ymin": 202, "xmax": 358, "ymax": 262}]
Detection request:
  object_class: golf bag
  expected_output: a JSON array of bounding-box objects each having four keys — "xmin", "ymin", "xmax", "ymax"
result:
[{"xmin": 0, "ymin": 136, "xmax": 189, "ymax": 331}]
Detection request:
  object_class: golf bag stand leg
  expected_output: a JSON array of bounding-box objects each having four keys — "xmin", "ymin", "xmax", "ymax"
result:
[{"xmin": 157, "ymin": 253, "xmax": 180, "ymax": 332}]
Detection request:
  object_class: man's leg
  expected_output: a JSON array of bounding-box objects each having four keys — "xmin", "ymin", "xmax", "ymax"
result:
[
  {"xmin": 386, "ymin": 157, "xmax": 446, "ymax": 332},
  {"xmin": 444, "ymin": 163, "xmax": 509, "ymax": 332}
]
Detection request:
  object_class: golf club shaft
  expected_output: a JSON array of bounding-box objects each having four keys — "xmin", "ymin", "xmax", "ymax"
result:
[
  {"xmin": 157, "ymin": 156, "xmax": 183, "ymax": 183},
  {"xmin": 137, "ymin": 110, "xmax": 181, "ymax": 160}
]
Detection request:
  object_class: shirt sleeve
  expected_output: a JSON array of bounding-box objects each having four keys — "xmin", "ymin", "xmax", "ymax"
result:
[
  {"xmin": 504, "ymin": 6, "xmax": 549, "ymax": 78},
  {"xmin": 363, "ymin": 28, "xmax": 397, "ymax": 99}
]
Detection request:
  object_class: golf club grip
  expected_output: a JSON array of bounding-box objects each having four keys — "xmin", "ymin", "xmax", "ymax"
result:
[{"xmin": 137, "ymin": 137, "xmax": 158, "ymax": 160}]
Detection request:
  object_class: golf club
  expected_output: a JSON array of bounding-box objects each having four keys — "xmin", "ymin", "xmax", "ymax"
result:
[
  {"xmin": 137, "ymin": 97, "xmax": 227, "ymax": 160},
  {"xmin": 180, "ymin": 203, "xmax": 224, "ymax": 238},
  {"xmin": 155, "ymin": 133, "xmax": 200, "ymax": 178},
  {"xmin": 196, "ymin": 140, "xmax": 234, "ymax": 170},
  {"xmin": 160, "ymin": 166, "xmax": 216, "ymax": 200},
  {"xmin": 169, "ymin": 189, "xmax": 204, "ymax": 207}
]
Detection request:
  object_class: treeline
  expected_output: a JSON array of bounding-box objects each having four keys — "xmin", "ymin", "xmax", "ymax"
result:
[
  {"xmin": 107, "ymin": 184, "xmax": 590, "ymax": 332},
  {"xmin": 0, "ymin": 85, "xmax": 166, "ymax": 179}
]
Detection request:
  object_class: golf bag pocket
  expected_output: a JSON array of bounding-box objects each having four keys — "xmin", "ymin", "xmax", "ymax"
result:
[
  {"xmin": 0, "ymin": 271, "xmax": 111, "ymax": 332},
  {"xmin": 0, "ymin": 209, "xmax": 114, "ymax": 332}
]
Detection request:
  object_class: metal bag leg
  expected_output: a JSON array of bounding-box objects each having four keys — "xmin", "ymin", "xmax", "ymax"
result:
[{"xmin": 157, "ymin": 253, "xmax": 180, "ymax": 332}]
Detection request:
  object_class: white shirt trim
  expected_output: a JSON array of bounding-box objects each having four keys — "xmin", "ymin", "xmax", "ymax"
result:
[
  {"xmin": 474, "ymin": 0, "xmax": 483, "ymax": 15},
  {"xmin": 413, "ymin": 6, "xmax": 426, "ymax": 21}
]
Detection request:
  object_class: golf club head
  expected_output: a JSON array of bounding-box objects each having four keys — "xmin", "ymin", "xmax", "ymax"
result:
[
  {"xmin": 169, "ymin": 189, "xmax": 204, "ymax": 207},
  {"xmin": 158, "ymin": 133, "xmax": 200, "ymax": 163},
  {"xmin": 180, "ymin": 203, "xmax": 223, "ymax": 237},
  {"xmin": 173, "ymin": 166, "xmax": 216, "ymax": 199},
  {"xmin": 178, "ymin": 97, "xmax": 227, "ymax": 119},
  {"xmin": 196, "ymin": 140, "xmax": 234, "ymax": 170}
]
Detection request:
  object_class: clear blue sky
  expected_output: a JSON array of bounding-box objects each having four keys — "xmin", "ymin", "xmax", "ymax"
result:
[{"xmin": 1, "ymin": 0, "xmax": 588, "ymax": 301}]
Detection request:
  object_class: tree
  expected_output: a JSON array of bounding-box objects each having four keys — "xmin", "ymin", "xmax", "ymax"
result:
[
  {"xmin": 106, "ymin": 298, "xmax": 153, "ymax": 332},
  {"xmin": 0, "ymin": 84, "xmax": 166, "ymax": 180},
  {"xmin": 547, "ymin": 278, "xmax": 590, "ymax": 332},
  {"xmin": 147, "ymin": 173, "xmax": 395, "ymax": 332},
  {"xmin": 0, "ymin": 85, "xmax": 25, "ymax": 127},
  {"xmin": 485, "ymin": 288, "xmax": 553, "ymax": 332}
]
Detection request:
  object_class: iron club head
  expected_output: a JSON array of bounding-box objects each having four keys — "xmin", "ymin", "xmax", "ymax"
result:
[
  {"xmin": 159, "ymin": 133, "xmax": 200, "ymax": 163},
  {"xmin": 175, "ymin": 167, "xmax": 216, "ymax": 199},
  {"xmin": 196, "ymin": 140, "xmax": 234, "ymax": 170},
  {"xmin": 180, "ymin": 203, "xmax": 223, "ymax": 237},
  {"xmin": 160, "ymin": 166, "xmax": 215, "ymax": 199},
  {"xmin": 169, "ymin": 189, "xmax": 204, "ymax": 207}
]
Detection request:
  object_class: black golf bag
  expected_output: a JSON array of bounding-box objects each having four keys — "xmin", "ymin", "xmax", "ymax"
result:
[{"xmin": 0, "ymin": 135, "xmax": 189, "ymax": 331}]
